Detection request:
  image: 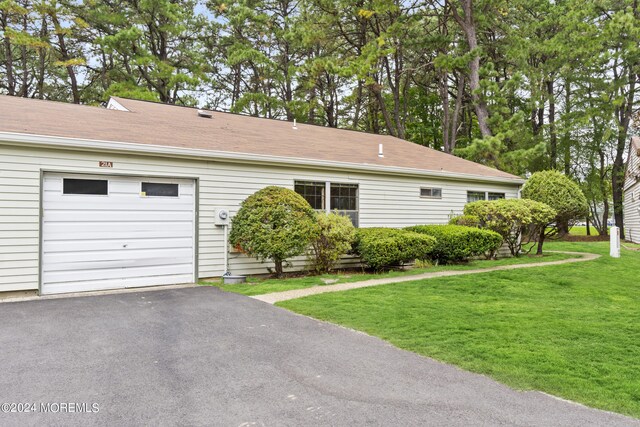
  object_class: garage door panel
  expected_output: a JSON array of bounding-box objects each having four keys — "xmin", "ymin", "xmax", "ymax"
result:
[
  {"xmin": 44, "ymin": 263, "xmax": 194, "ymax": 284},
  {"xmin": 43, "ymin": 221, "xmax": 194, "ymax": 234},
  {"xmin": 44, "ymin": 248, "xmax": 194, "ymax": 266},
  {"xmin": 42, "ymin": 173, "xmax": 196, "ymax": 295},
  {"xmin": 43, "ymin": 257, "xmax": 194, "ymax": 276},
  {"xmin": 44, "ymin": 212, "xmax": 193, "ymax": 224},
  {"xmin": 43, "ymin": 237, "xmax": 194, "ymax": 253},
  {"xmin": 43, "ymin": 273, "xmax": 194, "ymax": 294}
]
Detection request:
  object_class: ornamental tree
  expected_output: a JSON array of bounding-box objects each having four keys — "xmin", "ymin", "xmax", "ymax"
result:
[
  {"xmin": 464, "ymin": 198, "xmax": 556, "ymax": 256},
  {"xmin": 229, "ymin": 186, "xmax": 318, "ymax": 277},
  {"xmin": 521, "ymin": 170, "xmax": 589, "ymax": 254},
  {"xmin": 309, "ymin": 212, "xmax": 356, "ymax": 274}
]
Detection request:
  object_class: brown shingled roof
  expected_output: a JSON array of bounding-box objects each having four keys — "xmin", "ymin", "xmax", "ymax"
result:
[{"xmin": 0, "ymin": 95, "xmax": 521, "ymax": 182}]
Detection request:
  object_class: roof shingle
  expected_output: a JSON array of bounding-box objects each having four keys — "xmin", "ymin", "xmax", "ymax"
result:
[{"xmin": 0, "ymin": 95, "xmax": 521, "ymax": 182}]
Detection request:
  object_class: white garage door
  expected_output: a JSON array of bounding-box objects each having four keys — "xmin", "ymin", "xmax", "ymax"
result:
[{"xmin": 42, "ymin": 173, "xmax": 196, "ymax": 295}]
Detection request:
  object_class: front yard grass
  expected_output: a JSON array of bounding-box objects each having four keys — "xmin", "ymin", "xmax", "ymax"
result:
[
  {"xmin": 204, "ymin": 252, "xmax": 573, "ymax": 296},
  {"xmin": 278, "ymin": 241, "xmax": 640, "ymax": 419}
]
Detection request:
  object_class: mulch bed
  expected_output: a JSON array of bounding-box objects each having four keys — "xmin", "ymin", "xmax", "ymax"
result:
[{"xmin": 557, "ymin": 235, "xmax": 609, "ymax": 242}]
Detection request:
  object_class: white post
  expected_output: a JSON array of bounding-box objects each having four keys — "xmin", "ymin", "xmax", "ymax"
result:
[
  {"xmin": 223, "ymin": 224, "xmax": 229, "ymax": 274},
  {"xmin": 610, "ymin": 225, "xmax": 621, "ymax": 258}
]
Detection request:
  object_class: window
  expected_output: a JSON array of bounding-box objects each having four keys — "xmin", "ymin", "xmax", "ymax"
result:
[
  {"xmin": 331, "ymin": 183, "xmax": 359, "ymax": 227},
  {"xmin": 294, "ymin": 181, "xmax": 325, "ymax": 210},
  {"xmin": 488, "ymin": 192, "xmax": 505, "ymax": 201},
  {"xmin": 420, "ymin": 187, "xmax": 442, "ymax": 198},
  {"xmin": 467, "ymin": 191, "xmax": 486, "ymax": 203},
  {"xmin": 294, "ymin": 180, "xmax": 359, "ymax": 226},
  {"xmin": 142, "ymin": 182, "xmax": 179, "ymax": 197},
  {"xmin": 63, "ymin": 178, "xmax": 108, "ymax": 195}
]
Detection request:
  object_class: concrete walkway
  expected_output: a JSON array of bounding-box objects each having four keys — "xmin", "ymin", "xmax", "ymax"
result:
[{"xmin": 252, "ymin": 251, "xmax": 600, "ymax": 304}]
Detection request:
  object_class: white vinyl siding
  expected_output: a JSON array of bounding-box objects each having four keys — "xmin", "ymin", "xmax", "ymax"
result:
[
  {"xmin": 0, "ymin": 143, "xmax": 520, "ymax": 292},
  {"xmin": 624, "ymin": 147, "xmax": 640, "ymax": 244}
]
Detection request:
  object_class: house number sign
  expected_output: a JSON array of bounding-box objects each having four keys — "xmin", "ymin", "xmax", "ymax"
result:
[{"xmin": 99, "ymin": 161, "xmax": 113, "ymax": 168}]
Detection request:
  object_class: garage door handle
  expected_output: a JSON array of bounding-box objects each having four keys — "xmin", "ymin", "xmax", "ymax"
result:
[{"xmin": 123, "ymin": 244, "xmax": 128, "ymax": 248}]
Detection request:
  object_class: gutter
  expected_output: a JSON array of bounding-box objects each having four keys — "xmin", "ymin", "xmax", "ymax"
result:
[{"xmin": 0, "ymin": 131, "xmax": 525, "ymax": 185}]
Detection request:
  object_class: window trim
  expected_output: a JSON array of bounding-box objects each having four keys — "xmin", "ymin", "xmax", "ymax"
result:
[
  {"xmin": 294, "ymin": 180, "xmax": 326, "ymax": 211},
  {"xmin": 140, "ymin": 182, "xmax": 180, "ymax": 198},
  {"xmin": 294, "ymin": 180, "xmax": 359, "ymax": 227},
  {"xmin": 466, "ymin": 190, "xmax": 507, "ymax": 203},
  {"xmin": 62, "ymin": 178, "xmax": 109, "ymax": 196},
  {"xmin": 329, "ymin": 182, "xmax": 359, "ymax": 227},
  {"xmin": 420, "ymin": 187, "xmax": 442, "ymax": 199}
]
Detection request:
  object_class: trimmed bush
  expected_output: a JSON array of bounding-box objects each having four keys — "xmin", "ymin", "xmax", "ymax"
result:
[
  {"xmin": 308, "ymin": 212, "xmax": 356, "ymax": 274},
  {"xmin": 448, "ymin": 214, "xmax": 480, "ymax": 228},
  {"xmin": 353, "ymin": 228, "xmax": 436, "ymax": 270},
  {"xmin": 521, "ymin": 170, "xmax": 589, "ymax": 254},
  {"xmin": 464, "ymin": 198, "xmax": 556, "ymax": 256},
  {"xmin": 406, "ymin": 224, "xmax": 502, "ymax": 263},
  {"xmin": 229, "ymin": 186, "xmax": 318, "ymax": 276}
]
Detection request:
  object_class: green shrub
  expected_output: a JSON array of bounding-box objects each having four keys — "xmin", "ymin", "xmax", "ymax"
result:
[
  {"xmin": 406, "ymin": 224, "xmax": 502, "ymax": 262},
  {"xmin": 464, "ymin": 198, "xmax": 556, "ymax": 256},
  {"xmin": 353, "ymin": 228, "xmax": 436, "ymax": 270},
  {"xmin": 522, "ymin": 170, "xmax": 589, "ymax": 254},
  {"xmin": 229, "ymin": 186, "xmax": 318, "ymax": 276},
  {"xmin": 309, "ymin": 212, "xmax": 356, "ymax": 274},
  {"xmin": 448, "ymin": 214, "xmax": 480, "ymax": 228}
]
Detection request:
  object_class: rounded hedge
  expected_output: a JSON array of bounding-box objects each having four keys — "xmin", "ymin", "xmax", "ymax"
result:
[
  {"xmin": 521, "ymin": 170, "xmax": 588, "ymax": 224},
  {"xmin": 353, "ymin": 228, "xmax": 436, "ymax": 270},
  {"xmin": 464, "ymin": 198, "xmax": 556, "ymax": 256},
  {"xmin": 448, "ymin": 214, "xmax": 480, "ymax": 228},
  {"xmin": 309, "ymin": 212, "xmax": 356, "ymax": 274},
  {"xmin": 405, "ymin": 224, "xmax": 502, "ymax": 262},
  {"xmin": 229, "ymin": 186, "xmax": 318, "ymax": 276}
]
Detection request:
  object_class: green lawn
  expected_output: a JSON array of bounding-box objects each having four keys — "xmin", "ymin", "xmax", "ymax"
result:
[
  {"xmin": 278, "ymin": 241, "xmax": 640, "ymax": 418},
  {"xmin": 568, "ymin": 225, "xmax": 606, "ymax": 236},
  {"xmin": 205, "ymin": 252, "xmax": 573, "ymax": 296}
]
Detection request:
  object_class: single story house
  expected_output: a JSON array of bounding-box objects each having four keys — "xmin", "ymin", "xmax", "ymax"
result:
[
  {"xmin": 0, "ymin": 95, "xmax": 524, "ymax": 296},
  {"xmin": 624, "ymin": 136, "xmax": 640, "ymax": 244}
]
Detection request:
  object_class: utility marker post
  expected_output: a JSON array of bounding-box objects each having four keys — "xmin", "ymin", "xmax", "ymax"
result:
[{"xmin": 610, "ymin": 226, "xmax": 621, "ymax": 258}]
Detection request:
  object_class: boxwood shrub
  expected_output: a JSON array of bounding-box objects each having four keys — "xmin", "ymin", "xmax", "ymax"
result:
[
  {"xmin": 353, "ymin": 228, "xmax": 436, "ymax": 270},
  {"xmin": 405, "ymin": 224, "xmax": 502, "ymax": 263},
  {"xmin": 448, "ymin": 214, "xmax": 480, "ymax": 228}
]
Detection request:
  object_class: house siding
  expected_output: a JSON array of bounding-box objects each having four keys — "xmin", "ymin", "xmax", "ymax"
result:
[
  {"xmin": 0, "ymin": 143, "xmax": 520, "ymax": 293},
  {"xmin": 624, "ymin": 145, "xmax": 640, "ymax": 244}
]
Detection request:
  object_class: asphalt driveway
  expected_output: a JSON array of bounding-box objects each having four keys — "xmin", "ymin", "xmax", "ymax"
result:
[{"xmin": 0, "ymin": 287, "xmax": 637, "ymax": 426}]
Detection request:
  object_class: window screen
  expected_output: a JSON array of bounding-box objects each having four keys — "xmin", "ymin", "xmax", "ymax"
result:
[
  {"xmin": 294, "ymin": 181, "xmax": 325, "ymax": 210},
  {"xmin": 420, "ymin": 188, "xmax": 442, "ymax": 198},
  {"xmin": 330, "ymin": 183, "xmax": 359, "ymax": 227},
  {"xmin": 63, "ymin": 178, "xmax": 108, "ymax": 195},
  {"xmin": 488, "ymin": 192, "xmax": 505, "ymax": 201},
  {"xmin": 142, "ymin": 182, "xmax": 179, "ymax": 197},
  {"xmin": 467, "ymin": 191, "xmax": 486, "ymax": 203}
]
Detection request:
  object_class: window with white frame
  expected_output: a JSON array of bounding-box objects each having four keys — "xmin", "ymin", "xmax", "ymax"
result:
[
  {"xmin": 420, "ymin": 187, "xmax": 442, "ymax": 198},
  {"xmin": 467, "ymin": 191, "xmax": 486, "ymax": 203},
  {"xmin": 294, "ymin": 181, "xmax": 325, "ymax": 210},
  {"xmin": 467, "ymin": 191, "xmax": 506, "ymax": 202},
  {"xmin": 294, "ymin": 181, "xmax": 359, "ymax": 226}
]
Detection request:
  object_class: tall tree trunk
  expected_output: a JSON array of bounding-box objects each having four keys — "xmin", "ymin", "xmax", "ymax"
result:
[
  {"xmin": 612, "ymin": 68, "xmax": 636, "ymax": 239},
  {"xmin": 36, "ymin": 13, "xmax": 47, "ymax": 99},
  {"xmin": 2, "ymin": 11, "xmax": 16, "ymax": 96},
  {"xmin": 50, "ymin": 13, "xmax": 80, "ymax": 103},
  {"xmin": 19, "ymin": 11, "xmax": 28, "ymax": 97},
  {"xmin": 370, "ymin": 80, "xmax": 397, "ymax": 137},
  {"xmin": 440, "ymin": 70, "xmax": 451, "ymax": 151},
  {"xmin": 451, "ymin": 0, "xmax": 492, "ymax": 137},
  {"xmin": 562, "ymin": 81, "xmax": 571, "ymax": 174},
  {"xmin": 547, "ymin": 80, "xmax": 557, "ymax": 169}
]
